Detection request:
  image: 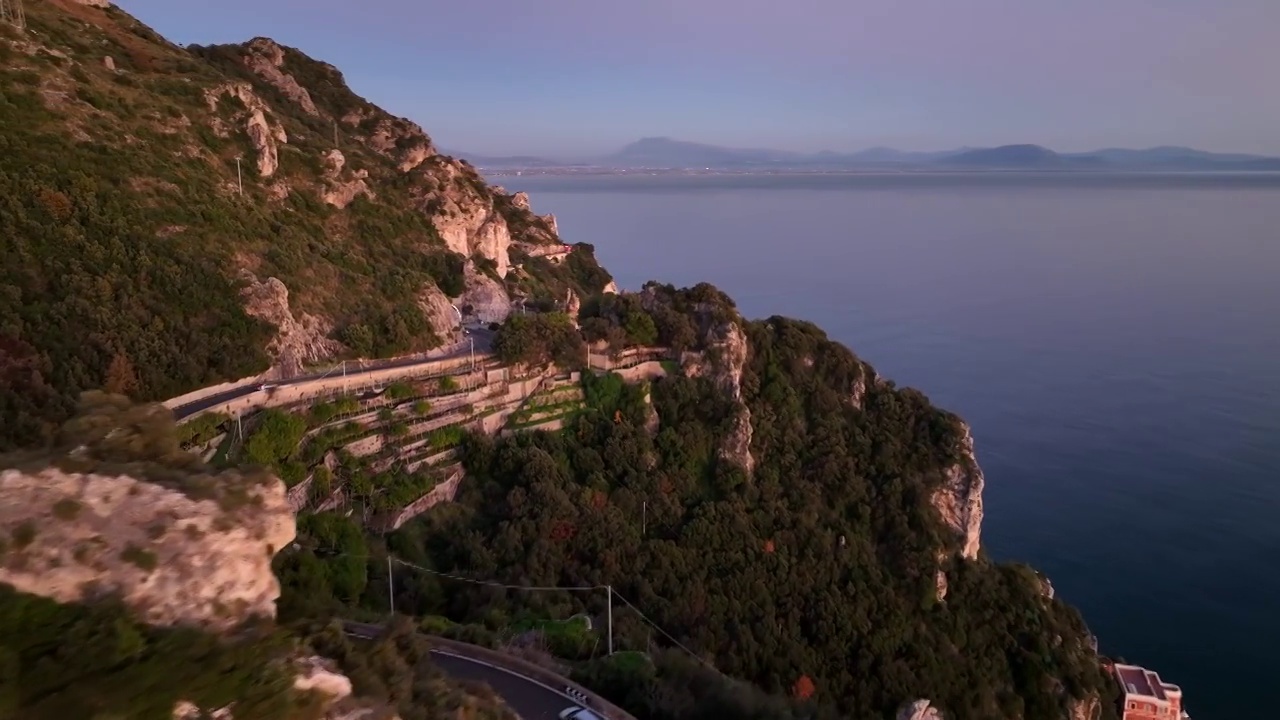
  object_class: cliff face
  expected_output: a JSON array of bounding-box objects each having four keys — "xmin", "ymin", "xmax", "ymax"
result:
[
  {"xmin": 0, "ymin": 467, "xmax": 294, "ymax": 631},
  {"xmin": 701, "ymin": 321, "xmax": 755, "ymax": 474},
  {"xmin": 931, "ymin": 422, "xmax": 985, "ymax": 560}
]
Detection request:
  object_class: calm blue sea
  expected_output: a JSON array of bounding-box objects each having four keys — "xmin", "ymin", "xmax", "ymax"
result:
[{"xmin": 500, "ymin": 172, "xmax": 1280, "ymax": 720}]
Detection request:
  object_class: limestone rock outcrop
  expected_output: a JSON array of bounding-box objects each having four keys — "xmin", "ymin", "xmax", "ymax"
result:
[
  {"xmin": 897, "ymin": 699, "xmax": 945, "ymax": 720},
  {"xmin": 0, "ymin": 468, "xmax": 294, "ymax": 632},
  {"xmin": 418, "ymin": 282, "xmax": 460, "ymax": 342},
  {"xmin": 359, "ymin": 115, "xmax": 437, "ymax": 173},
  {"xmin": 458, "ymin": 261, "xmax": 512, "ymax": 324},
  {"xmin": 240, "ymin": 273, "xmax": 343, "ymax": 375},
  {"xmin": 931, "ymin": 422, "xmax": 985, "ymax": 560},
  {"xmin": 241, "ymin": 38, "xmax": 319, "ymax": 116},
  {"xmin": 205, "ymin": 83, "xmax": 287, "ymax": 178},
  {"xmin": 684, "ymin": 321, "xmax": 754, "ymax": 475},
  {"xmin": 320, "ymin": 149, "xmax": 373, "ymax": 208},
  {"xmin": 414, "ymin": 160, "xmax": 513, "ymax": 277}
]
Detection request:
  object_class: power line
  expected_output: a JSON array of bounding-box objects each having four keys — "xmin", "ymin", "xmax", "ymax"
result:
[
  {"xmin": 608, "ymin": 588, "xmax": 712, "ymax": 668},
  {"xmin": 299, "ymin": 545, "xmax": 711, "ymax": 668},
  {"xmin": 391, "ymin": 556, "xmax": 602, "ymax": 593}
]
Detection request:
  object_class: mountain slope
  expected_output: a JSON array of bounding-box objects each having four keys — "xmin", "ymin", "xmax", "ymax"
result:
[{"xmin": 0, "ymin": 1, "xmax": 610, "ymax": 450}]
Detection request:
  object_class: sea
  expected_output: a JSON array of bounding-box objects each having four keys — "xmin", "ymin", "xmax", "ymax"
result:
[{"xmin": 499, "ymin": 171, "xmax": 1280, "ymax": 720}]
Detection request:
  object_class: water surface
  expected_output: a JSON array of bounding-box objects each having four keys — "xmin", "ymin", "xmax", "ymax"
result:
[{"xmin": 501, "ymin": 172, "xmax": 1280, "ymax": 720}]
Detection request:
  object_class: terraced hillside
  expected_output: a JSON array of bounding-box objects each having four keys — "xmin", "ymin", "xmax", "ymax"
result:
[{"xmin": 180, "ymin": 339, "xmax": 678, "ymax": 535}]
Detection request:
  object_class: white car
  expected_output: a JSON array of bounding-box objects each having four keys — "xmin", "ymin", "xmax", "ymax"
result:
[{"xmin": 558, "ymin": 707, "xmax": 602, "ymax": 720}]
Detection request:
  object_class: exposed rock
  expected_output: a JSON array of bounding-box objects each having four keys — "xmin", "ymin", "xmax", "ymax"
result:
[
  {"xmin": 245, "ymin": 108, "xmax": 281, "ymax": 176},
  {"xmin": 458, "ymin": 261, "xmax": 511, "ymax": 324},
  {"xmin": 1069, "ymin": 694, "xmax": 1101, "ymax": 720},
  {"xmin": 240, "ymin": 273, "xmax": 343, "ymax": 375},
  {"xmin": 897, "ymin": 699, "xmax": 945, "ymax": 720},
  {"xmin": 565, "ymin": 288, "xmax": 581, "ymax": 326},
  {"xmin": 204, "ymin": 83, "xmax": 286, "ymax": 178},
  {"xmin": 324, "ymin": 148, "xmax": 345, "ymax": 175},
  {"xmin": 363, "ymin": 117, "xmax": 437, "ymax": 173},
  {"xmin": 931, "ymin": 422, "xmax": 985, "ymax": 560},
  {"xmin": 242, "ymin": 38, "xmax": 319, "ymax": 116},
  {"xmin": 935, "ymin": 569, "xmax": 948, "ymax": 602},
  {"xmin": 173, "ymin": 701, "xmax": 234, "ymax": 719},
  {"xmin": 318, "ymin": 149, "xmax": 373, "ymax": 208},
  {"xmin": 541, "ymin": 213, "xmax": 559, "ymax": 235},
  {"xmin": 397, "ymin": 144, "xmax": 433, "ymax": 173},
  {"xmin": 417, "ymin": 160, "xmax": 511, "ymax": 277},
  {"xmin": 417, "ymin": 282, "xmax": 460, "ymax": 343},
  {"xmin": 322, "ymin": 171, "xmax": 372, "ymax": 208},
  {"xmin": 0, "ymin": 468, "xmax": 294, "ymax": 632},
  {"xmin": 511, "ymin": 191, "xmax": 531, "ymax": 211},
  {"xmin": 602, "ymin": 280, "xmax": 619, "ymax": 295},
  {"xmin": 643, "ymin": 391, "xmax": 661, "ymax": 435},
  {"xmin": 850, "ymin": 369, "xmax": 867, "ymax": 409},
  {"xmin": 72, "ymin": 0, "xmax": 110, "ymax": 6},
  {"xmin": 684, "ymin": 322, "xmax": 754, "ymax": 474},
  {"xmin": 102, "ymin": 55, "xmax": 115, "ymax": 71},
  {"xmin": 294, "ymin": 656, "xmax": 353, "ymax": 700}
]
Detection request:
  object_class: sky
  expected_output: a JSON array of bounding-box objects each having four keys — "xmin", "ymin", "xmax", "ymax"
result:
[{"xmin": 115, "ymin": 0, "xmax": 1280, "ymax": 158}]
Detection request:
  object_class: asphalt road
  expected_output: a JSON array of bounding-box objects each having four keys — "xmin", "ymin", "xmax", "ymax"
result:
[
  {"xmin": 343, "ymin": 621, "xmax": 584, "ymax": 720},
  {"xmin": 432, "ymin": 650, "xmax": 578, "ymax": 720},
  {"xmin": 172, "ymin": 328, "xmax": 495, "ymax": 419}
]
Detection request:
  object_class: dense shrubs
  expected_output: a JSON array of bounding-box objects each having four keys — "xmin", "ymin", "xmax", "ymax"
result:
[
  {"xmin": 492, "ymin": 313, "xmax": 585, "ymax": 367},
  {"xmin": 0, "ymin": 587, "xmax": 307, "ymax": 720}
]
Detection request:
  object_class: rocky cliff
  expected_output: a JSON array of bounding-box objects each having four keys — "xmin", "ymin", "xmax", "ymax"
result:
[
  {"xmin": 683, "ymin": 320, "xmax": 755, "ymax": 474},
  {"xmin": 932, "ymin": 421, "xmax": 985, "ymax": 560},
  {"xmin": 0, "ymin": 392, "xmax": 296, "ymax": 631},
  {"xmin": 0, "ymin": 466, "xmax": 293, "ymax": 631}
]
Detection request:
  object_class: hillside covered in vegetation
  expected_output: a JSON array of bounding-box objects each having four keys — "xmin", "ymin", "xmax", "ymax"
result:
[
  {"xmin": 2, "ymin": 3, "xmax": 1120, "ymax": 719},
  {"xmin": 0, "ymin": 0, "xmax": 610, "ymax": 450},
  {"xmin": 276, "ymin": 286, "xmax": 1120, "ymax": 720}
]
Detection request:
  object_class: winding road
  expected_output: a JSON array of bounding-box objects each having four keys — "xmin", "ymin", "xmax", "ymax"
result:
[
  {"xmin": 172, "ymin": 328, "xmax": 495, "ymax": 420},
  {"xmin": 343, "ymin": 620, "xmax": 593, "ymax": 720}
]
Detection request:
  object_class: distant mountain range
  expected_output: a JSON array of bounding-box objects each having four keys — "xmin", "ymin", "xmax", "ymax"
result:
[{"xmin": 448, "ymin": 138, "xmax": 1280, "ymax": 172}]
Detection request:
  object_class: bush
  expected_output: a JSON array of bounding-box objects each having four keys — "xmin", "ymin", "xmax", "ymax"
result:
[
  {"xmin": 492, "ymin": 313, "xmax": 585, "ymax": 367},
  {"xmin": 0, "ymin": 587, "xmax": 303, "ymax": 720}
]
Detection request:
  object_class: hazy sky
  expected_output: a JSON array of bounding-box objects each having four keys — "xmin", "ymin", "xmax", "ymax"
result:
[{"xmin": 116, "ymin": 0, "xmax": 1280, "ymax": 157}]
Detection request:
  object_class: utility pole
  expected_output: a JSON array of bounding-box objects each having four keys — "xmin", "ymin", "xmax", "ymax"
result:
[
  {"xmin": 235, "ymin": 156, "xmax": 243, "ymax": 197},
  {"xmin": 333, "ymin": 119, "xmax": 339, "ymax": 148},
  {"xmin": 235, "ymin": 411, "xmax": 242, "ymax": 440},
  {"xmin": 387, "ymin": 555, "xmax": 395, "ymax": 616},
  {"xmin": 606, "ymin": 585, "xmax": 613, "ymax": 655},
  {"xmin": 642, "ymin": 501, "xmax": 647, "ymax": 536},
  {"xmin": 469, "ymin": 334, "xmax": 475, "ymax": 371}
]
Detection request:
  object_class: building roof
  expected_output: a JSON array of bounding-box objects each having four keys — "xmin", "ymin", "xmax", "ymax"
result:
[{"xmin": 1114, "ymin": 664, "xmax": 1181, "ymax": 703}]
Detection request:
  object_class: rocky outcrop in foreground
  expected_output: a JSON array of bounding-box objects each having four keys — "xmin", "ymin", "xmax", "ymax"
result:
[{"xmin": 0, "ymin": 467, "xmax": 294, "ymax": 631}]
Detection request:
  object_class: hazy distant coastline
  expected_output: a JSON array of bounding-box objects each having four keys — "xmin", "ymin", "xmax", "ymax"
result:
[{"xmin": 451, "ymin": 138, "xmax": 1280, "ymax": 175}]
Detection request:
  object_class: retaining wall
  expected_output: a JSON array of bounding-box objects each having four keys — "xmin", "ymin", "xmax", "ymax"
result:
[{"xmin": 180, "ymin": 354, "xmax": 489, "ymax": 423}]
